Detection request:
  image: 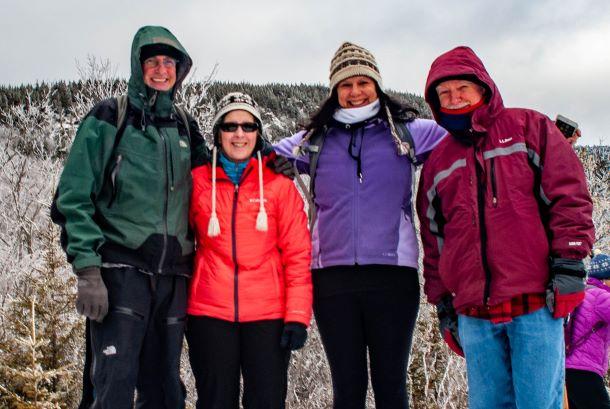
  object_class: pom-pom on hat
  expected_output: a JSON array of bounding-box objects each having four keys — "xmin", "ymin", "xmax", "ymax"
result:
[
  {"xmin": 589, "ymin": 251, "xmax": 610, "ymax": 279},
  {"xmin": 329, "ymin": 42, "xmax": 383, "ymax": 92}
]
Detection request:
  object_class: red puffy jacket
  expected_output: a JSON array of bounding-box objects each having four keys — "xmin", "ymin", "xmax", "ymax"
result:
[
  {"xmin": 188, "ymin": 153, "xmax": 312, "ymax": 325},
  {"xmin": 416, "ymin": 46, "xmax": 594, "ymax": 312}
]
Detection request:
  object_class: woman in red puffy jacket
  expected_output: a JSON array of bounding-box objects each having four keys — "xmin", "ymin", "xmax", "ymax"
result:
[{"xmin": 186, "ymin": 92, "xmax": 312, "ymax": 409}]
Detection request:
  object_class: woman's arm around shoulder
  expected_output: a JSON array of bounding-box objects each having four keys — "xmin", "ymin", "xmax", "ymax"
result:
[{"xmin": 408, "ymin": 118, "xmax": 447, "ymax": 164}]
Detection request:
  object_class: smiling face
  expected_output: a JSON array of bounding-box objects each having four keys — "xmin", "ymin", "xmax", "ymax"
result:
[
  {"xmin": 219, "ymin": 110, "xmax": 258, "ymax": 162},
  {"xmin": 435, "ymin": 79, "xmax": 485, "ymax": 110},
  {"xmin": 336, "ymin": 75, "xmax": 379, "ymax": 108},
  {"xmin": 141, "ymin": 55, "xmax": 177, "ymax": 92}
]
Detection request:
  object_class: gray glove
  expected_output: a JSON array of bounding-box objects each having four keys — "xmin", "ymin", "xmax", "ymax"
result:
[
  {"xmin": 545, "ymin": 258, "xmax": 586, "ymax": 318},
  {"xmin": 436, "ymin": 295, "xmax": 464, "ymax": 357},
  {"xmin": 76, "ymin": 266, "xmax": 108, "ymax": 322},
  {"xmin": 267, "ymin": 155, "xmax": 295, "ymax": 179}
]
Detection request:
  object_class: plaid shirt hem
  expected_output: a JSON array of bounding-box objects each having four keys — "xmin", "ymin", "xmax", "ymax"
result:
[{"xmin": 460, "ymin": 293, "xmax": 546, "ymax": 324}]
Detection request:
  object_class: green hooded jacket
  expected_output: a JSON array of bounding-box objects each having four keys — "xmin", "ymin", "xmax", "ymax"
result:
[{"xmin": 51, "ymin": 26, "xmax": 209, "ymax": 276}]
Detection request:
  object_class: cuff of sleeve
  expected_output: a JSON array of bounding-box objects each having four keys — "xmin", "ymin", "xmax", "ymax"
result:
[{"xmin": 73, "ymin": 255, "xmax": 102, "ymax": 272}]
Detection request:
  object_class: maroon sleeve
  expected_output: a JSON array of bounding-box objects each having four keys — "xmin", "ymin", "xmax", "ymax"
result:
[
  {"xmin": 525, "ymin": 113, "xmax": 594, "ymax": 259},
  {"xmin": 416, "ymin": 163, "xmax": 450, "ymax": 305}
]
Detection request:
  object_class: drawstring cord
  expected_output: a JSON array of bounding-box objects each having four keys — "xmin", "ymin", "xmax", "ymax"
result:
[
  {"xmin": 255, "ymin": 151, "xmax": 268, "ymax": 231},
  {"xmin": 207, "ymin": 147, "xmax": 221, "ymax": 237}
]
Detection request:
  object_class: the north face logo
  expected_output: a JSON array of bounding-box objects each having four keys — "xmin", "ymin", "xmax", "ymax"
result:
[{"xmin": 102, "ymin": 345, "xmax": 117, "ymax": 356}]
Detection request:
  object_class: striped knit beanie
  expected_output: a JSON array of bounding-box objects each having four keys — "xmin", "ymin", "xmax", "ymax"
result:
[{"xmin": 329, "ymin": 42, "xmax": 383, "ymax": 91}]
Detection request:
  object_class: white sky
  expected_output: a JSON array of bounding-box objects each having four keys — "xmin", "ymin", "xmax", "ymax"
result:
[{"xmin": 2, "ymin": 0, "xmax": 609, "ymax": 145}]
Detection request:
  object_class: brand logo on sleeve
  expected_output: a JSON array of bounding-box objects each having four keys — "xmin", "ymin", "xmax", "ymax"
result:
[
  {"xmin": 499, "ymin": 137, "xmax": 513, "ymax": 144},
  {"xmin": 568, "ymin": 241, "xmax": 582, "ymax": 246}
]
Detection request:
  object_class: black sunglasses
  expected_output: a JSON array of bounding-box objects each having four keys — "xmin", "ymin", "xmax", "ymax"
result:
[{"xmin": 219, "ymin": 122, "xmax": 259, "ymax": 133}]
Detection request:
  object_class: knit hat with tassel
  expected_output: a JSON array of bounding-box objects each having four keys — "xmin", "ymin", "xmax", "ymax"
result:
[{"xmin": 207, "ymin": 92, "xmax": 268, "ymax": 237}]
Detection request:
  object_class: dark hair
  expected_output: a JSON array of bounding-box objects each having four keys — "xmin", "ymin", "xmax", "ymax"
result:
[{"xmin": 303, "ymin": 84, "xmax": 419, "ymax": 131}]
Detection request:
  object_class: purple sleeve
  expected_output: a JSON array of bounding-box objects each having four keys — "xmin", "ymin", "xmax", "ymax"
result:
[
  {"xmin": 407, "ymin": 119, "xmax": 447, "ymax": 165},
  {"xmin": 594, "ymin": 288, "xmax": 610, "ymax": 324},
  {"xmin": 273, "ymin": 130, "xmax": 310, "ymax": 173}
]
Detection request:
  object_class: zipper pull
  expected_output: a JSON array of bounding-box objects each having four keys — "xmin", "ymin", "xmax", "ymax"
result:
[
  {"xmin": 492, "ymin": 197, "xmax": 497, "ymax": 207},
  {"xmin": 358, "ymin": 172, "xmax": 363, "ymax": 184},
  {"xmin": 234, "ymin": 184, "xmax": 239, "ymax": 193}
]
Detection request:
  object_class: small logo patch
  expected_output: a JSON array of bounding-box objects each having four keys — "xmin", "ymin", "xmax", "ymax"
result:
[
  {"xmin": 568, "ymin": 241, "xmax": 582, "ymax": 246},
  {"xmin": 179, "ymin": 140, "xmax": 188, "ymax": 148},
  {"xmin": 102, "ymin": 345, "xmax": 117, "ymax": 356},
  {"xmin": 248, "ymin": 198, "xmax": 268, "ymax": 203},
  {"xmin": 499, "ymin": 137, "xmax": 513, "ymax": 144}
]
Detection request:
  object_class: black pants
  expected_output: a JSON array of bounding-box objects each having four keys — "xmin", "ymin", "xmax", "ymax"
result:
[
  {"xmin": 313, "ymin": 265, "xmax": 420, "ymax": 409},
  {"xmin": 566, "ymin": 368, "xmax": 610, "ymax": 409},
  {"xmin": 186, "ymin": 316, "xmax": 291, "ymax": 409},
  {"xmin": 89, "ymin": 267, "xmax": 187, "ymax": 409}
]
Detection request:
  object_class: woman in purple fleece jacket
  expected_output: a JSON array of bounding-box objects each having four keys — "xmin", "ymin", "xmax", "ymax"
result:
[
  {"xmin": 565, "ymin": 252, "xmax": 610, "ymax": 409},
  {"xmin": 274, "ymin": 42, "xmax": 445, "ymax": 409}
]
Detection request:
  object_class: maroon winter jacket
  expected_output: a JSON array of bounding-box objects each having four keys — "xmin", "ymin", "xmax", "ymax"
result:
[{"xmin": 416, "ymin": 46, "xmax": 594, "ymax": 311}]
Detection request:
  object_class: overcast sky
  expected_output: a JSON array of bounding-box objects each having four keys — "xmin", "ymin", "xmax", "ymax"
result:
[{"xmin": 2, "ymin": 0, "xmax": 609, "ymax": 145}]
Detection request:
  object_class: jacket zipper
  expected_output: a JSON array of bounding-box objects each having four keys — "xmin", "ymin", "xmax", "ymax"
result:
[
  {"xmin": 232, "ymin": 184, "xmax": 239, "ymax": 322},
  {"xmin": 168, "ymin": 136, "xmax": 175, "ymax": 192},
  {"xmin": 107, "ymin": 154, "xmax": 123, "ymax": 208},
  {"xmin": 474, "ymin": 148, "xmax": 492, "ymax": 305},
  {"xmin": 490, "ymin": 157, "xmax": 498, "ymax": 207},
  {"xmin": 157, "ymin": 128, "xmax": 170, "ymax": 274},
  {"xmin": 351, "ymin": 125, "xmax": 359, "ymax": 264}
]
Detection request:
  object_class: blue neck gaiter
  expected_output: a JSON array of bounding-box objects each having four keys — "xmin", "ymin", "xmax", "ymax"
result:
[
  {"xmin": 219, "ymin": 152, "xmax": 248, "ymax": 185},
  {"xmin": 437, "ymin": 99, "xmax": 485, "ymax": 134},
  {"xmin": 438, "ymin": 111, "xmax": 473, "ymax": 134}
]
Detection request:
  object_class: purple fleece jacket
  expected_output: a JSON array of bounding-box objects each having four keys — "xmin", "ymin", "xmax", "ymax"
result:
[
  {"xmin": 566, "ymin": 277, "xmax": 610, "ymax": 377},
  {"xmin": 275, "ymin": 117, "xmax": 445, "ymax": 269}
]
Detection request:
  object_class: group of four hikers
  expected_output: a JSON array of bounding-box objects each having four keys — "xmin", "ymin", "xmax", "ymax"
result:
[{"xmin": 51, "ymin": 25, "xmax": 608, "ymax": 409}]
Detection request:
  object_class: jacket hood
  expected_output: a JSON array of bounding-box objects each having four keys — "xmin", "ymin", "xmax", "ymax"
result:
[
  {"xmin": 128, "ymin": 26, "xmax": 192, "ymax": 116},
  {"xmin": 425, "ymin": 46, "xmax": 503, "ymax": 133}
]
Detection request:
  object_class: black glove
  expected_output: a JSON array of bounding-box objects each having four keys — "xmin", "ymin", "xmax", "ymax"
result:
[
  {"xmin": 280, "ymin": 322, "xmax": 307, "ymax": 350},
  {"xmin": 76, "ymin": 266, "xmax": 108, "ymax": 323},
  {"xmin": 545, "ymin": 258, "xmax": 586, "ymax": 318},
  {"xmin": 436, "ymin": 295, "xmax": 464, "ymax": 357},
  {"xmin": 268, "ymin": 155, "xmax": 295, "ymax": 179}
]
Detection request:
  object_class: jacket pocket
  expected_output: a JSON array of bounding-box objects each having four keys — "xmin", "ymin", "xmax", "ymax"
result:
[
  {"xmin": 107, "ymin": 154, "xmax": 123, "ymax": 209},
  {"xmin": 270, "ymin": 257, "xmax": 281, "ymax": 297}
]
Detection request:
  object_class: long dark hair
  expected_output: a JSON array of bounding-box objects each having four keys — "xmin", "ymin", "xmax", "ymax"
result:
[{"xmin": 304, "ymin": 84, "xmax": 419, "ymax": 131}]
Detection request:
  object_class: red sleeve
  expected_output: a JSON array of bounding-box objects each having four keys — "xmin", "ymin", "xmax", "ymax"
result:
[
  {"xmin": 525, "ymin": 113, "xmax": 594, "ymax": 259},
  {"xmin": 416, "ymin": 164, "xmax": 450, "ymax": 305},
  {"xmin": 275, "ymin": 177, "xmax": 312, "ymax": 326}
]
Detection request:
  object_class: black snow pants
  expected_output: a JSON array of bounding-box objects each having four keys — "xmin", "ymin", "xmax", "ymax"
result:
[
  {"xmin": 186, "ymin": 316, "xmax": 291, "ymax": 409},
  {"xmin": 89, "ymin": 267, "xmax": 187, "ymax": 409},
  {"xmin": 313, "ymin": 265, "xmax": 420, "ymax": 409}
]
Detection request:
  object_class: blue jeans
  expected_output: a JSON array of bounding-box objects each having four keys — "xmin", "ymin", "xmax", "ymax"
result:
[{"xmin": 458, "ymin": 307, "xmax": 564, "ymax": 409}]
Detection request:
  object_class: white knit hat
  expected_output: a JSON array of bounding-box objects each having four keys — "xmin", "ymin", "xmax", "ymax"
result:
[
  {"xmin": 329, "ymin": 42, "xmax": 383, "ymax": 91},
  {"xmin": 211, "ymin": 92, "xmax": 263, "ymax": 135}
]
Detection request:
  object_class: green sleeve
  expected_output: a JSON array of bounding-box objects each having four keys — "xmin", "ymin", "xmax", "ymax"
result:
[{"xmin": 53, "ymin": 113, "xmax": 117, "ymax": 270}]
